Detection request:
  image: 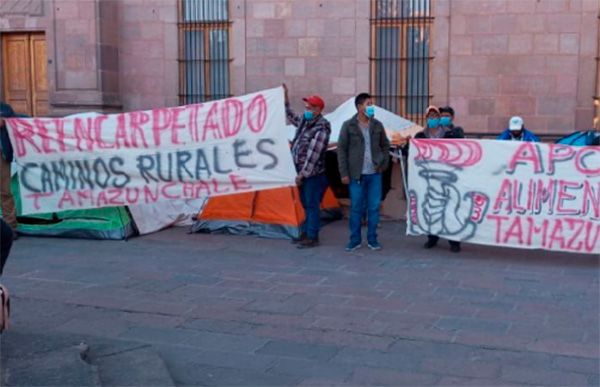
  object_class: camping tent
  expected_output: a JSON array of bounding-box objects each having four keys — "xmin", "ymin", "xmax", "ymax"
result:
[
  {"xmin": 192, "ymin": 186, "xmax": 342, "ymax": 239},
  {"xmin": 556, "ymin": 130, "xmax": 600, "ymax": 146},
  {"xmin": 11, "ymin": 173, "xmax": 136, "ymax": 240},
  {"xmin": 286, "ymin": 97, "xmax": 423, "ymax": 146}
]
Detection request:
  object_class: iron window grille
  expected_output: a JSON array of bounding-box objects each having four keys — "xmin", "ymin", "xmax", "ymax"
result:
[
  {"xmin": 370, "ymin": 0, "xmax": 433, "ymax": 125},
  {"xmin": 178, "ymin": 0, "xmax": 232, "ymax": 104}
]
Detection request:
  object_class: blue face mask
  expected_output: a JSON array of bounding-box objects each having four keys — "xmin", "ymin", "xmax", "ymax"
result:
[
  {"xmin": 427, "ymin": 118, "xmax": 440, "ymax": 129},
  {"xmin": 365, "ymin": 105, "xmax": 375, "ymax": 118},
  {"xmin": 304, "ymin": 110, "xmax": 314, "ymax": 120},
  {"xmin": 439, "ymin": 116, "xmax": 452, "ymax": 126}
]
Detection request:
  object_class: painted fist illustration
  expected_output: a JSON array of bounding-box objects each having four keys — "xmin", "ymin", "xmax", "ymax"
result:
[{"xmin": 408, "ymin": 139, "xmax": 489, "ymax": 241}]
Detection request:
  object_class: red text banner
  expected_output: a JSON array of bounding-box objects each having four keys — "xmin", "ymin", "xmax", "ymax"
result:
[
  {"xmin": 407, "ymin": 139, "xmax": 600, "ymax": 254},
  {"xmin": 6, "ymin": 87, "xmax": 296, "ymax": 214}
]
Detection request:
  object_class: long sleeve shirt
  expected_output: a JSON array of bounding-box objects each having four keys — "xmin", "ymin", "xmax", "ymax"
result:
[{"xmin": 287, "ymin": 105, "xmax": 331, "ymax": 178}]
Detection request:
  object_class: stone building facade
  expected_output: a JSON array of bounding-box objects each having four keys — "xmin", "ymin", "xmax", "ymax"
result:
[{"xmin": 1, "ymin": 0, "xmax": 599, "ymax": 136}]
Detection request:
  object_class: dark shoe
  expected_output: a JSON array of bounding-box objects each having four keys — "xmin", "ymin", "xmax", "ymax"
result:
[
  {"xmin": 367, "ymin": 241, "xmax": 382, "ymax": 251},
  {"xmin": 345, "ymin": 241, "xmax": 362, "ymax": 252},
  {"xmin": 424, "ymin": 239, "xmax": 437, "ymax": 249},
  {"xmin": 291, "ymin": 233, "xmax": 307, "ymax": 244},
  {"xmin": 297, "ymin": 238, "xmax": 319, "ymax": 249},
  {"xmin": 450, "ymin": 244, "xmax": 461, "ymax": 253}
]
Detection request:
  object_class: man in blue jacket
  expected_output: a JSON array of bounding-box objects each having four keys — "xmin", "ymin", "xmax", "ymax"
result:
[
  {"xmin": 497, "ymin": 116, "xmax": 540, "ymax": 142},
  {"xmin": 0, "ymin": 102, "xmax": 18, "ymax": 237}
]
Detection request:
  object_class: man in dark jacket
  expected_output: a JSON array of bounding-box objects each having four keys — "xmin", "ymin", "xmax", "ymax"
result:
[
  {"xmin": 284, "ymin": 84, "xmax": 331, "ymax": 249},
  {"xmin": 0, "ymin": 103, "xmax": 18, "ymax": 237},
  {"xmin": 338, "ymin": 93, "xmax": 390, "ymax": 251},
  {"xmin": 416, "ymin": 105, "xmax": 464, "ymax": 253}
]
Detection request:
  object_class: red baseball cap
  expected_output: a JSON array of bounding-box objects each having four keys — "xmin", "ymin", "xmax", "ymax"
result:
[{"xmin": 302, "ymin": 95, "xmax": 325, "ymax": 110}]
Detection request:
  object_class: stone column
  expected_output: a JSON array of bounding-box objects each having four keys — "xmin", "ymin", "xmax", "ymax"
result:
[{"xmin": 49, "ymin": 0, "xmax": 121, "ymax": 115}]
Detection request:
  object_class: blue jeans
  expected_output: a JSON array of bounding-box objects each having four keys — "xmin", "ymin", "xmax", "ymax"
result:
[
  {"xmin": 299, "ymin": 174, "xmax": 328, "ymax": 240},
  {"xmin": 349, "ymin": 173, "xmax": 382, "ymax": 245}
]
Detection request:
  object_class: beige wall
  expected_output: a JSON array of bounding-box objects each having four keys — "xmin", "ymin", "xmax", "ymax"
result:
[
  {"xmin": 0, "ymin": 0, "xmax": 179, "ymax": 114},
  {"xmin": 432, "ymin": 0, "xmax": 599, "ymax": 135},
  {"xmin": 234, "ymin": 0, "xmax": 370, "ymax": 114},
  {"xmin": 1, "ymin": 0, "xmax": 599, "ymax": 135},
  {"xmin": 0, "ymin": 0, "xmax": 123, "ymax": 115},
  {"xmin": 117, "ymin": 0, "xmax": 178, "ymax": 111}
]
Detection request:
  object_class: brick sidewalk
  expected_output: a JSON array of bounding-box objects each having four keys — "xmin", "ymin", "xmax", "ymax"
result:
[{"xmin": 1, "ymin": 221, "xmax": 598, "ymax": 386}]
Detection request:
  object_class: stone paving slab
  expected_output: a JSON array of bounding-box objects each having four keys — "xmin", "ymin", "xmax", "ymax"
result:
[{"xmin": 0, "ymin": 221, "xmax": 598, "ymax": 386}]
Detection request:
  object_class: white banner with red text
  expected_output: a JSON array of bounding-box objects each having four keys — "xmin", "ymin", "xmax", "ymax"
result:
[
  {"xmin": 407, "ymin": 139, "xmax": 599, "ymax": 254},
  {"xmin": 6, "ymin": 87, "xmax": 296, "ymax": 214}
]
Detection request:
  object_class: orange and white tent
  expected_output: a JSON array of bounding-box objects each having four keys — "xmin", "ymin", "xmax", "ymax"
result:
[{"xmin": 192, "ymin": 186, "xmax": 341, "ymax": 239}]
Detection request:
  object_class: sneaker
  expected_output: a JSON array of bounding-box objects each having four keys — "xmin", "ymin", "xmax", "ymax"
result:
[
  {"xmin": 345, "ymin": 242, "xmax": 362, "ymax": 252},
  {"xmin": 368, "ymin": 241, "xmax": 382, "ymax": 251},
  {"xmin": 450, "ymin": 244, "xmax": 461, "ymax": 253},
  {"xmin": 297, "ymin": 238, "xmax": 319, "ymax": 249}
]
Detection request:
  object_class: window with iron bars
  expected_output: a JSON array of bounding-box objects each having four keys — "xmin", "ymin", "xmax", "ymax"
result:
[
  {"xmin": 178, "ymin": 0, "xmax": 231, "ymax": 105},
  {"xmin": 370, "ymin": 0, "xmax": 433, "ymax": 125}
]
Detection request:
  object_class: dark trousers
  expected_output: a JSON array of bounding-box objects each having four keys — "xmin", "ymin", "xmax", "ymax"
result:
[
  {"xmin": 299, "ymin": 174, "xmax": 328, "ymax": 240},
  {"xmin": 0, "ymin": 219, "xmax": 13, "ymax": 275},
  {"xmin": 349, "ymin": 173, "xmax": 382, "ymax": 245},
  {"xmin": 428, "ymin": 235, "xmax": 460, "ymax": 247}
]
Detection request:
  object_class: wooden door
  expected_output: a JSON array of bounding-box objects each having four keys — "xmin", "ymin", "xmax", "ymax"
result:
[
  {"xmin": 1, "ymin": 32, "xmax": 48, "ymax": 116},
  {"xmin": 30, "ymin": 33, "xmax": 48, "ymax": 116}
]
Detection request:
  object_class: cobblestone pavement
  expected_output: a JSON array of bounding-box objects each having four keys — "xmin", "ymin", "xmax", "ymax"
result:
[{"xmin": 1, "ymin": 221, "xmax": 598, "ymax": 386}]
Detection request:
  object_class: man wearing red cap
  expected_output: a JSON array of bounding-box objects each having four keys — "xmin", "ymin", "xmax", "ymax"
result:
[{"xmin": 283, "ymin": 84, "xmax": 331, "ymax": 249}]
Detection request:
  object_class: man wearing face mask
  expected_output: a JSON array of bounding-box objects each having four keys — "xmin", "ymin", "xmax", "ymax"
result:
[
  {"xmin": 415, "ymin": 105, "xmax": 464, "ymax": 140},
  {"xmin": 283, "ymin": 84, "xmax": 331, "ymax": 249},
  {"xmin": 338, "ymin": 93, "xmax": 390, "ymax": 251},
  {"xmin": 497, "ymin": 116, "xmax": 539, "ymax": 142},
  {"xmin": 439, "ymin": 106, "xmax": 465, "ymax": 138},
  {"xmin": 415, "ymin": 105, "xmax": 465, "ymax": 253}
]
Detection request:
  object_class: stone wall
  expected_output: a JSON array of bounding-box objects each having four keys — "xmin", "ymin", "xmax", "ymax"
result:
[
  {"xmin": 1, "ymin": 0, "xmax": 598, "ymax": 134},
  {"xmin": 432, "ymin": 0, "xmax": 599, "ymax": 135},
  {"xmin": 117, "ymin": 0, "xmax": 178, "ymax": 111},
  {"xmin": 0, "ymin": 0, "xmax": 122, "ymax": 114},
  {"xmin": 236, "ymin": 0, "xmax": 370, "ymax": 114}
]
